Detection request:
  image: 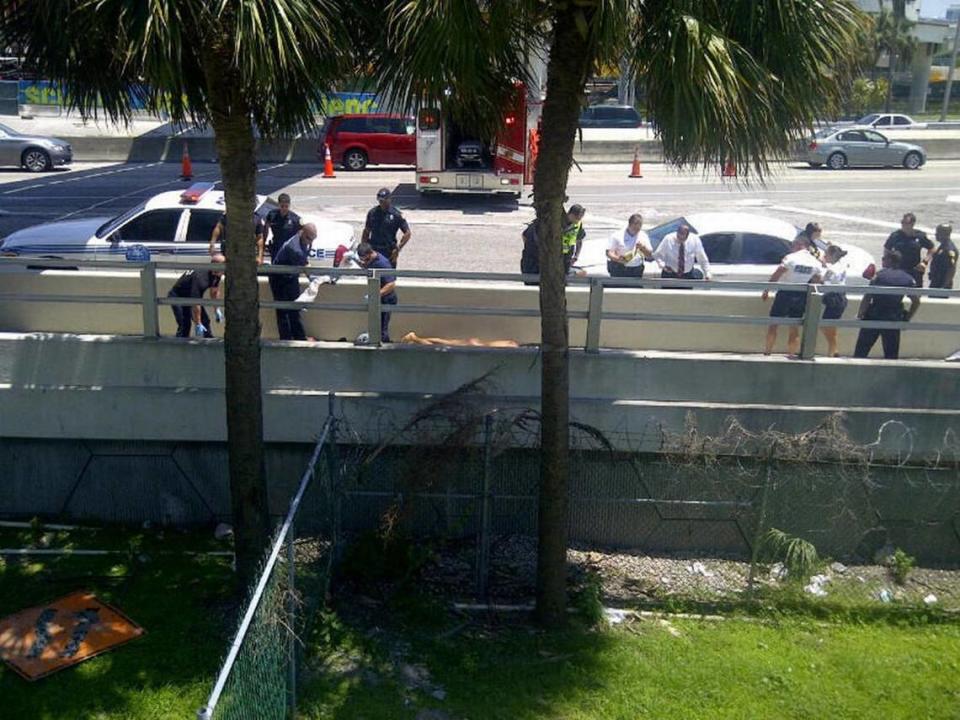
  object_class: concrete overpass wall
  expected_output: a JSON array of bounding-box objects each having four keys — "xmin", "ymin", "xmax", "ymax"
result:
[
  {"xmin": 1, "ymin": 332, "xmax": 958, "ymax": 561},
  {"xmin": 1, "ymin": 268, "xmax": 959, "ymax": 359}
]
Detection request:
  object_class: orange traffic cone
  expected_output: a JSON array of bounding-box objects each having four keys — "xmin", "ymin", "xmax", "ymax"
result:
[
  {"xmin": 628, "ymin": 147, "xmax": 643, "ymax": 178},
  {"xmin": 180, "ymin": 142, "xmax": 193, "ymax": 181},
  {"xmin": 721, "ymin": 158, "xmax": 736, "ymax": 178},
  {"xmin": 322, "ymin": 143, "xmax": 336, "ymax": 179}
]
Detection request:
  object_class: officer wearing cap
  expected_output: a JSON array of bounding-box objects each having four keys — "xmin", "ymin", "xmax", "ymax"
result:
[
  {"xmin": 361, "ymin": 188, "xmax": 410, "ymax": 268},
  {"xmin": 263, "ymin": 193, "xmax": 302, "ymax": 264}
]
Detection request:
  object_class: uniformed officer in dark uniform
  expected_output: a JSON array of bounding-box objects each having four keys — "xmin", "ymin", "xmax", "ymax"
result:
[
  {"xmin": 263, "ymin": 193, "xmax": 303, "ymax": 264},
  {"xmin": 854, "ymin": 250, "xmax": 921, "ymax": 360},
  {"xmin": 928, "ymin": 223, "xmax": 957, "ymax": 292},
  {"xmin": 357, "ymin": 241, "xmax": 398, "ymax": 342},
  {"xmin": 884, "ymin": 212, "xmax": 934, "ymax": 287},
  {"xmin": 361, "ymin": 188, "xmax": 410, "ymax": 268},
  {"xmin": 209, "ymin": 213, "xmax": 266, "ymax": 263},
  {"xmin": 168, "ymin": 254, "xmax": 225, "ymax": 338},
  {"xmin": 271, "ymin": 224, "xmax": 317, "ymax": 341}
]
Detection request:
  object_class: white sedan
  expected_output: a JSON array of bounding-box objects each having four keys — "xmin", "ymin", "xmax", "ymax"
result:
[
  {"xmin": 575, "ymin": 212, "xmax": 876, "ymax": 285},
  {"xmin": 0, "ymin": 183, "xmax": 354, "ymax": 265},
  {"xmin": 855, "ymin": 113, "xmax": 927, "ymax": 131}
]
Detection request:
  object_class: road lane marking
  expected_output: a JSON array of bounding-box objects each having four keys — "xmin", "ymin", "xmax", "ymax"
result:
[
  {"xmin": 1, "ymin": 163, "xmax": 162, "ymax": 196},
  {"xmin": 48, "ymin": 161, "xmax": 291, "ymax": 222},
  {"xmin": 769, "ymin": 205, "xmax": 911, "ymax": 232}
]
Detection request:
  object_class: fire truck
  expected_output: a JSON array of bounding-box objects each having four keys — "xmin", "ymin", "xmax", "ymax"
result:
[{"xmin": 415, "ymin": 84, "xmax": 542, "ymax": 198}]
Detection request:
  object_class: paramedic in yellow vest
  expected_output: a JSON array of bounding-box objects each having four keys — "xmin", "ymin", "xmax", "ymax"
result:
[{"xmin": 562, "ymin": 204, "xmax": 586, "ymax": 273}]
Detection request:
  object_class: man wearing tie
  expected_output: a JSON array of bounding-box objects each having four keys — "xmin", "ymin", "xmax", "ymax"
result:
[{"xmin": 653, "ymin": 223, "xmax": 712, "ymax": 285}]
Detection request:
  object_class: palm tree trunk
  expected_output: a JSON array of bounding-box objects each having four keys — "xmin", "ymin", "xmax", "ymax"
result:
[
  {"xmin": 201, "ymin": 30, "xmax": 270, "ymax": 591},
  {"xmin": 533, "ymin": 5, "xmax": 595, "ymax": 628}
]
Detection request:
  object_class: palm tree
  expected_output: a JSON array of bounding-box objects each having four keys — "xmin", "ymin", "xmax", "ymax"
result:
[
  {"xmin": 1, "ymin": 0, "xmax": 349, "ymax": 588},
  {"xmin": 378, "ymin": 0, "xmax": 866, "ymax": 627}
]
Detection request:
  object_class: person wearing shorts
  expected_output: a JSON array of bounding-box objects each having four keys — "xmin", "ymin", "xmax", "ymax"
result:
[
  {"xmin": 762, "ymin": 236, "xmax": 822, "ymax": 355},
  {"xmin": 820, "ymin": 244, "xmax": 849, "ymax": 357}
]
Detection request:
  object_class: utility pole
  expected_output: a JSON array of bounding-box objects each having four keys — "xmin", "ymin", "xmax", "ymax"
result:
[{"xmin": 941, "ymin": 18, "xmax": 960, "ymax": 121}]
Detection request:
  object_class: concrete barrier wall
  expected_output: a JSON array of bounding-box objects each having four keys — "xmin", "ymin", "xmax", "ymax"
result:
[
  {"xmin": 57, "ymin": 135, "xmax": 960, "ymax": 164},
  {"xmin": 0, "ymin": 332, "xmax": 958, "ymax": 561},
  {"xmin": 0, "ymin": 331, "xmax": 957, "ymax": 459},
  {"xmin": 1, "ymin": 268, "xmax": 958, "ymax": 359}
]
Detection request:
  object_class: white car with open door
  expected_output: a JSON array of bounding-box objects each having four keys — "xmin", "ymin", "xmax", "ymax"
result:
[{"xmin": 574, "ymin": 212, "xmax": 876, "ymax": 285}]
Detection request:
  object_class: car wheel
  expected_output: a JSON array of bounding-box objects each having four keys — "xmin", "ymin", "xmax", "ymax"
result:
[
  {"xmin": 343, "ymin": 148, "xmax": 367, "ymax": 171},
  {"xmin": 827, "ymin": 152, "xmax": 847, "ymax": 170},
  {"xmin": 807, "ymin": 162, "xmax": 822, "ymax": 168},
  {"xmin": 902, "ymin": 151, "xmax": 922, "ymax": 170},
  {"xmin": 22, "ymin": 148, "xmax": 52, "ymax": 172}
]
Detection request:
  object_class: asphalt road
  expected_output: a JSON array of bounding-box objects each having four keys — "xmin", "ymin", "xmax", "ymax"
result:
[{"xmin": 1, "ymin": 160, "xmax": 958, "ymax": 272}]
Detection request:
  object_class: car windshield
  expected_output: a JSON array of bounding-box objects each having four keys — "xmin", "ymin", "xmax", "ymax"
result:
[
  {"xmin": 857, "ymin": 114, "xmax": 879, "ymax": 125},
  {"xmin": 647, "ymin": 217, "xmax": 692, "ymax": 249},
  {"xmin": 95, "ymin": 201, "xmax": 147, "ymax": 238},
  {"xmin": 255, "ymin": 198, "xmax": 275, "ymax": 219},
  {"xmin": 813, "ymin": 127, "xmax": 836, "ymax": 138}
]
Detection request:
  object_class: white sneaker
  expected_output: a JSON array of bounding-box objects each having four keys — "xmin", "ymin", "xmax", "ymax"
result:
[{"xmin": 946, "ymin": 348, "xmax": 960, "ymax": 362}]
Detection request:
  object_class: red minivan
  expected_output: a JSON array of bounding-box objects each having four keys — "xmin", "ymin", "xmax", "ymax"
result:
[{"xmin": 319, "ymin": 113, "xmax": 416, "ymax": 171}]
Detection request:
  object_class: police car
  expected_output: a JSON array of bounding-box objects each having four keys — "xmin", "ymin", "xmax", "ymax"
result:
[{"xmin": 0, "ymin": 183, "xmax": 354, "ymax": 264}]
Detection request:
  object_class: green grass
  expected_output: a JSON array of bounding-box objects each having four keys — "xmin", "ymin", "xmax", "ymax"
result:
[
  {"xmin": 0, "ymin": 525, "xmax": 234, "ymax": 720},
  {"xmin": 301, "ymin": 600, "xmax": 960, "ymax": 720}
]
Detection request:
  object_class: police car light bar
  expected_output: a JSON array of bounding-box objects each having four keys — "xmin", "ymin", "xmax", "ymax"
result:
[{"xmin": 180, "ymin": 182, "xmax": 216, "ymax": 204}]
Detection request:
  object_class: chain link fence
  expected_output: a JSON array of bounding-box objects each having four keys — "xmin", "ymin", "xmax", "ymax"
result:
[
  {"xmin": 332, "ymin": 393, "xmax": 960, "ymax": 615},
  {"xmin": 198, "ymin": 413, "xmax": 342, "ymax": 720}
]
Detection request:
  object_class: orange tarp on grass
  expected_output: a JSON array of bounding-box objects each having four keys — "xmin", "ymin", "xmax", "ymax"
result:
[{"xmin": 0, "ymin": 591, "xmax": 144, "ymax": 681}]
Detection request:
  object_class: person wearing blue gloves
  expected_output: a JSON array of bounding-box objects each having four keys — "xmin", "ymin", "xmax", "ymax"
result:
[{"xmin": 168, "ymin": 254, "xmax": 226, "ymax": 338}]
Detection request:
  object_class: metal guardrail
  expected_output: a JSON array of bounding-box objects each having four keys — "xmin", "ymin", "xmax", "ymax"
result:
[{"xmin": 1, "ymin": 256, "xmax": 959, "ymax": 359}]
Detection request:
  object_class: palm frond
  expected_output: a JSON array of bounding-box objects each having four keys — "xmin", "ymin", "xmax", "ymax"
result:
[{"xmin": 636, "ymin": 0, "xmax": 869, "ymax": 178}]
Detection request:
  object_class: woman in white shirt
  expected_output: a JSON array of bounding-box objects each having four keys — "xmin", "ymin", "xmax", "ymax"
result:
[
  {"xmin": 820, "ymin": 244, "xmax": 849, "ymax": 357},
  {"xmin": 606, "ymin": 213, "xmax": 653, "ymax": 278}
]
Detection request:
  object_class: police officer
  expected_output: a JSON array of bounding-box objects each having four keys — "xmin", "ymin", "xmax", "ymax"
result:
[
  {"xmin": 263, "ymin": 193, "xmax": 303, "ymax": 264},
  {"xmin": 854, "ymin": 250, "xmax": 921, "ymax": 360},
  {"xmin": 209, "ymin": 212, "xmax": 266, "ymax": 264},
  {"xmin": 168, "ymin": 254, "xmax": 225, "ymax": 338},
  {"xmin": 357, "ymin": 241, "xmax": 398, "ymax": 343},
  {"xmin": 562, "ymin": 204, "xmax": 586, "ymax": 272},
  {"xmin": 271, "ymin": 223, "xmax": 317, "ymax": 341},
  {"xmin": 928, "ymin": 223, "xmax": 957, "ymax": 291},
  {"xmin": 362, "ymin": 188, "xmax": 410, "ymax": 268},
  {"xmin": 884, "ymin": 212, "xmax": 933, "ymax": 287}
]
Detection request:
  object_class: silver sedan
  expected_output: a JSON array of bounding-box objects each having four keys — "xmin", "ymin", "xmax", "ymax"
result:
[
  {"xmin": 0, "ymin": 121, "xmax": 73, "ymax": 172},
  {"xmin": 803, "ymin": 127, "xmax": 925, "ymax": 170}
]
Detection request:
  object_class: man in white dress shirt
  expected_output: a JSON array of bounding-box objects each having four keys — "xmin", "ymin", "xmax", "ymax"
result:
[
  {"xmin": 653, "ymin": 224, "xmax": 712, "ymax": 286},
  {"xmin": 606, "ymin": 213, "xmax": 653, "ymax": 279}
]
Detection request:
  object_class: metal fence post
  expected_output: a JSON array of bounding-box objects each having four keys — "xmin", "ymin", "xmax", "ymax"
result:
[
  {"xmin": 140, "ymin": 262, "xmax": 159, "ymax": 338},
  {"xmin": 586, "ymin": 279, "xmax": 604, "ymax": 353},
  {"xmin": 366, "ymin": 272, "xmax": 381, "ymax": 348},
  {"xmin": 477, "ymin": 414, "xmax": 494, "ymax": 598},
  {"xmin": 326, "ymin": 392, "xmax": 341, "ymax": 563},
  {"xmin": 799, "ymin": 286, "xmax": 823, "ymax": 360},
  {"xmin": 287, "ymin": 525, "xmax": 297, "ymax": 719}
]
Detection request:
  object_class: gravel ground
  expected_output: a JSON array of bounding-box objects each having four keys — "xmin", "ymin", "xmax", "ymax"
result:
[{"xmin": 418, "ymin": 535, "xmax": 960, "ymax": 611}]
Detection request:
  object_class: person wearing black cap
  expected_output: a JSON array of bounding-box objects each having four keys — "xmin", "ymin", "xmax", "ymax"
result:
[
  {"xmin": 362, "ymin": 188, "xmax": 411, "ymax": 268},
  {"xmin": 263, "ymin": 193, "xmax": 303, "ymax": 264}
]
